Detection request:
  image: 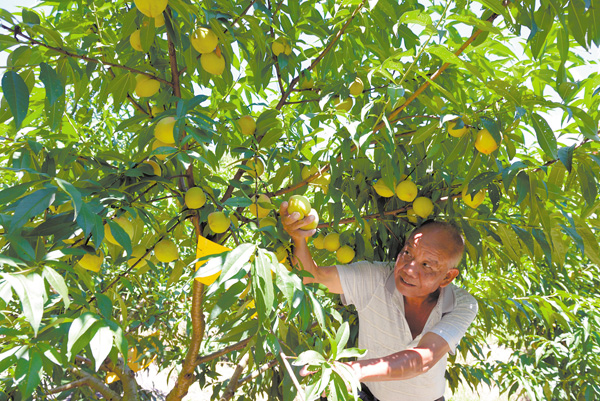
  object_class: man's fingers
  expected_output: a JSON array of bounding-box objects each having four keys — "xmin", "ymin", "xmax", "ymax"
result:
[
  {"xmin": 281, "ymin": 211, "xmax": 302, "ymax": 226},
  {"xmin": 279, "ymin": 201, "xmax": 289, "ymax": 217},
  {"xmin": 287, "ymin": 215, "xmax": 315, "ymax": 230}
]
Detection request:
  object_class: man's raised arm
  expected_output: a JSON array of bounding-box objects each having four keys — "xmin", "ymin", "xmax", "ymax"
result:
[
  {"xmin": 345, "ymin": 332, "xmax": 451, "ymax": 381},
  {"xmin": 280, "ymin": 201, "xmax": 343, "ymax": 294}
]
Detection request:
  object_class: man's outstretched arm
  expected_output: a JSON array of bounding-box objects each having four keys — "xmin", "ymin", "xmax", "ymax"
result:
[
  {"xmin": 280, "ymin": 201, "xmax": 343, "ymax": 294},
  {"xmin": 345, "ymin": 332, "xmax": 450, "ymax": 381}
]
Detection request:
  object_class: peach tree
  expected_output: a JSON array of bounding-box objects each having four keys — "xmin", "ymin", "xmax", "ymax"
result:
[{"xmin": 0, "ymin": 0, "xmax": 599, "ymax": 399}]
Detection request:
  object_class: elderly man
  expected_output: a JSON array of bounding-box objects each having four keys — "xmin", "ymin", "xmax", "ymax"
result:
[{"xmin": 281, "ymin": 202, "xmax": 478, "ymax": 401}]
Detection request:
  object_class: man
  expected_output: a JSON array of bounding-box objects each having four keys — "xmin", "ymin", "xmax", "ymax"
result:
[{"xmin": 280, "ymin": 202, "xmax": 478, "ymax": 401}]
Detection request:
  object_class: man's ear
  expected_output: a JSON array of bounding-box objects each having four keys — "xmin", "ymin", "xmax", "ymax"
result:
[{"xmin": 439, "ymin": 268, "xmax": 459, "ymax": 287}]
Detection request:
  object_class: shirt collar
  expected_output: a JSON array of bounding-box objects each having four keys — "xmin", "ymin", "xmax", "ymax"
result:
[{"xmin": 384, "ymin": 271, "xmax": 456, "ymax": 314}]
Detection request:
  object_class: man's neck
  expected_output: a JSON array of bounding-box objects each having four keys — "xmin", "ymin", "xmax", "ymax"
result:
[{"xmin": 403, "ymin": 288, "xmax": 441, "ymax": 309}]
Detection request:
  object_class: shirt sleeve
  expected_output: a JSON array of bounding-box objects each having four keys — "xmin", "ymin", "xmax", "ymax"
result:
[
  {"xmin": 427, "ymin": 286, "xmax": 478, "ymax": 354},
  {"xmin": 337, "ymin": 261, "xmax": 390, "ymax": 312}
]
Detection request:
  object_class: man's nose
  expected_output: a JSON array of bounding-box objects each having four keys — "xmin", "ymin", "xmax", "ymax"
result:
[{"xmin": 400, "ymin": 259, "xmax": 418, "ymax": 275}]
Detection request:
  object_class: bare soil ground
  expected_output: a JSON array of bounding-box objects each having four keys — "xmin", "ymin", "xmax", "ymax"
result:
[{"xmin": 137, "ymin": 343, "xmax": 520, "ymax": 400}]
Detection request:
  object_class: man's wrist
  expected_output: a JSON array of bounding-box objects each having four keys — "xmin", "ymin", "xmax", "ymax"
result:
[{"xmin": 346, "ymin": 361, "xmax": 362, "ymax": 381}]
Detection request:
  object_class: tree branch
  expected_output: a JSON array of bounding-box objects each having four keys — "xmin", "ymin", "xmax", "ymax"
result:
[
  {"xmin": 105, "ymin": 359, "xmax": 139, "ymax": 401},
  {"xmin": 377, "ymin": 12, "xmax": 500, "ymax": 132},
  {"xmin": 274, "ymin": 0, "xmax": 366, "ymax": 110},
  {"xmin": 0, "ymin": 24, "xmax": 171, "ymax": 86},
  {"xmin": 316, "ymin": 194, "xmax": 462, "ymax": 228},
  {"xmin": 165, "ymin": 280, "xmax": 206, "ymax": 401},
  {"xmin": 220, "ymin": 352, "xmax": 250, "ymax": 401},
  {"xmin": 165, "ymin": 7, "xmax": 181, "ymax": 98},
  {"xmin": 279, "ymin": 352, "xmax": 305, "ymax": 401},
  {"xmin": 194, "ymin": 336, "xmax": 254, "ymax": 367},
  {"xmin": 238, "ymin": 358, "xmax": 278, "ymax": 384},
  {"xmin": 218, "ymin": 1, "xmax": 364, "ymax": 208},
  {"xmin": 270, "ymin": 12, "xmax": 503, "ymax": 199},
  {"xmin": 48, "ymin": 378, "xmax": 89, "ymax": 394},
  {"xmin": 69, "ymin": 367, "xmax": 122, "ymax": 401}
]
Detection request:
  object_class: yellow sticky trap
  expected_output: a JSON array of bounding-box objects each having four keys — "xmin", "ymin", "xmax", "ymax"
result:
[
  {"xmin": 195, "ymin": 236, "xmax": 231, "ymax": 285},
  {"xmin": 106, "ymin": 371, "xmax": 119, "ymax": 384}
]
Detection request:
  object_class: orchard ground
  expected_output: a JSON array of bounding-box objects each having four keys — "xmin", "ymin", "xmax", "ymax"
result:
[{"xmin": 138, "ymin": 343, "xmax": 520, "ymax": 401}]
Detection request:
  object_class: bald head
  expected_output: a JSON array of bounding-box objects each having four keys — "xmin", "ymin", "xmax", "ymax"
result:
[{"xmin": 408, "ymin": 221, "xmax": 465, "ymax": 269}]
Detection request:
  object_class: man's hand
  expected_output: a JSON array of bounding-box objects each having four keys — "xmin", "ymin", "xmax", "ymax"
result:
[{"xmin": 280, "ymin": 201, "xmax": 316, "ymax": 242}]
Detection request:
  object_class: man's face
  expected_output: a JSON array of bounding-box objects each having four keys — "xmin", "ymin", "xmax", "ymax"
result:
[{"xmin": 393, "ymin": 225, "xmax": 459, "ymax": 300}]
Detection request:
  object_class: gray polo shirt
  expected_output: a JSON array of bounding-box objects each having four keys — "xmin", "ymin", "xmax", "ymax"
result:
[{"xmin": 338, "ymin": 261, "xmax": 478, "ymax": 401}]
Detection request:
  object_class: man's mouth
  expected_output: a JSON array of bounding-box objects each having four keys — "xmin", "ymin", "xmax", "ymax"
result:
[{"xmin": 399, "ymin": 275, "xmax": 415, "ymax": 287}]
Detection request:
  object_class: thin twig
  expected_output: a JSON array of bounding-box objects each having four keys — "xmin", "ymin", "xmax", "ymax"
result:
[
  {"xmin": 194, "ymin": 336, "xmax": 254, "ymax": 367},
  {"xmin": 378, "ymin": 12, "xmax": 500, "ymax": 132},
  {"xmin": 0, "ymin": 24, "xmax": 171, "ymax": 86},
  {"xmin": 48, "ymin": 378, "xmax": 89, "ymax": 394},
  {"xmin": 279, "ymin": 352, "xmax": 305, "ymax": 401},
  {"xmin": 70, "ymin": 367, "xmax": 122, "ymax": 401},
  {"xmin": 220, "ymin": 352, "xmax": 251, "ymax": 401},
  {"xmin": 274, "ymin": 0, "xmax": 366, "ymax": 110},
  {"xmin": 271, "ymin": 11, "xmax": 503, "ymax": 200},
  {"xmin": 238, "ymin": 359, "xmax": 278, "ymax": 384},
  {"xmin": 165, "ymin": 7, "xmax": 181, "ymax": 98}
]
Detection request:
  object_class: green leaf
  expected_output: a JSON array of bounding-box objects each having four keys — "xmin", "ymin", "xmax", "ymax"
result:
[
  {"xmin": 398, "ymin": 10, "xmax": 432, "ymax": 26},
  {"xmin": 336, "ymin": 348, "xmax": 367, "ymax": 359},
  {"xmin": 39, "ymin": 62, "xmax": 64, "ymax": 106},
  {"xmin": 447, "ymin": 15, "xmax": 502, "ymax": 33},
  {"xmin": 427, "ymin": 45, "xmax": 483, "ymax": 81},
  {"xmin": 473, "ymin": 0, "xmax": 507, "ymax": 15},
  {"xmin": 252, "ymin": 250, "xmax": 275, "ymax": 321},
  {"xmin": 223, "ymin": 196, "xmax": 253, "ymax": 208},
  {"xmin": 140, "ymin": 19, "xmax": 155, "ymax": 53},
  {"xmin": 89, "ymin": 325, "xmax": 113, "ymax": 371},
  {"xmin": 0, "ymin": 182, "xmax": 34, "ymax": 205},
  {"xmin": 22, "ymin": 8, "xmax": 40, "ymax": 25},
  {"xmin": 530, "ymin": 113, "xmax": 558, "ymax": 159},
  {"xmin": 67, "ymin": 312, "xmax": 100, "ymax": 358},
  {"xmin": 589, "ymin": 0, "xmax": 600, "ymax": 46},
  {"xmin": 292, "ymin": 350, "xmax": 326, "ymax": 366},
  {"xmin": 9, "ymin": 187, "xmax": 57, "ymax": 235},
  {"xmin": 557, "ymin": 145, "xmax": 574, "ymax": 173},
  {"xmin": 209, "ymin": 281, "xmax": 246, "ymax": 321},
  {"xmin": 45, "ymin": 94, "xmax": 65, "ymax": 131},
  {"xmin": 570, "ymin": 106, "xmax": 599, "ymax": 140},
  {"xmin": 577, "ymin": 163, "xmax": 598, "ymax": 205},
  {"xmin": 307, "ymin": 290, "xmax": 326, "ymax": 329},
  {"xmin": 206, "ymin": 243, "xmax": 254, "ymax": 285},
  {"xmin": 105, "ymin": 320, "xmax": 128, "ymax": 360},
  {"xmin": 410, "ymin": 121, "xmax": 438, "ymax": 145},
  {"xmin": 511, "ymin": 224, "xmax": 535, "ymax": 256},
  {"xmin": 17, "ymin": 349, "xmax": 43, "ymax": 399},
  {"xmin": 515, "ymin": 172, "xmax": 529, "ymax": 206},
  {"xmin": 107, "ymin": 72, "xmax": 136, "ymax": 109},
  {"xmin": 255, "ymin": 109, "xmax": 281, "ymax": 137},
  {"xmin": 259, "ymin": 128, "xmax": 285, "ymax": 149},
  {"xmin": 76, "ymin": 203, "xmax": 104, "ymax": 246},
  {"xmin": 343, "ymin": 194, "xmax": 364, "ymax": 229},
  {"xmin": 532, "ymin": 228, "xmax": 552, "ymax": 263},
  {"xmin": 7, "ymin": 234, "xmax": 37, "ymax": 262},
  {"xmin": 568, "ymin": 0, "xmax": 589, "ymax": 48},
  {"xmin": 42, "ymin": 266, "xmax": 70, "ymax": 309},
  {"xmin": 106, "ymin": 220, "xmax": 132, "ymax": 257},
  {"xmin": 55, "ymin": 178, "xmax": 82, "ymax": 220},
  {"xmin": 1, "ymin": 71, "xmax": 30, "ymax": 129},
  {"xmin": 334, "ymin": 322, "xmax": 350, "ymax": 357},
  {"xmin": 1, "ymin": 273, "xmax": 44, "ymax": 336}
]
